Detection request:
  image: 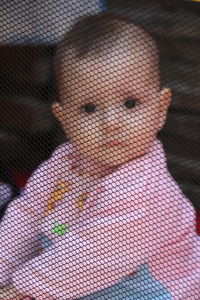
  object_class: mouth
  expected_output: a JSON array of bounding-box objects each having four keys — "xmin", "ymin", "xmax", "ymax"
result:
[{"xmin": 103, "ymin": 140, "xmax": 123, "ymax": 148}]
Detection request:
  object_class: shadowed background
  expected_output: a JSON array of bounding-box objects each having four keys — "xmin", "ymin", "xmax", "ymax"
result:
[{"xmin": 0, "ymin": 0, "xmax": 199, "ymax": 218}]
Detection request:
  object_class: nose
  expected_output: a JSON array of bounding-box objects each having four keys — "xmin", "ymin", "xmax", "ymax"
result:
[{"xmin": 102, "ymin": 107, "xmax": 122, "ymax": 134}]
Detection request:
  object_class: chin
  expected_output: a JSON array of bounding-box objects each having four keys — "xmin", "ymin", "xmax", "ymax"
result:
[
  {"xmin": 95, "ymin": 152, "xmax": 126, "ymax": 167},
  {"xmin": 100, "ymin": 148, "xmax": 149, "ymax": 166}
]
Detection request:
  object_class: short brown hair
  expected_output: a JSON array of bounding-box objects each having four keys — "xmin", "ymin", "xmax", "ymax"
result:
[{"xmin": 53, "ymin": 12, "xmax": 159, "ymax": 96}]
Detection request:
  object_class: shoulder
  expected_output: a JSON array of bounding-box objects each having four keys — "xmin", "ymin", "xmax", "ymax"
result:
[
  {"xmin": 13, "ymin": 142, "xmax": 73, "ymax": 212},
  {"xmin": 31, "ymin": 142, "xmax": 72, "ymax": 180},
  {"xmin": 27, "ymin": 142, "xmax": 72, "ymax": 186},
  {"xmin": 145, "ymin": 140, "xmax": 193, "ymax": 209}
]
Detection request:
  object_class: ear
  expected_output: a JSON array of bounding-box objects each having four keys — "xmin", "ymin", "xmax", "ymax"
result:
[
  {"xmin": 158, "ymin": 88, "xmax": 172, "ymax": 130},
  {"xmin": 51, "ymin": 103, "xmax": 63, "ymax": 121}
]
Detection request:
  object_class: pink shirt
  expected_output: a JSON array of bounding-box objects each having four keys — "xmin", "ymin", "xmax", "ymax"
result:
[{"xmin": 0, "ymin": 139, "xmax": 199, "ymax": 299}]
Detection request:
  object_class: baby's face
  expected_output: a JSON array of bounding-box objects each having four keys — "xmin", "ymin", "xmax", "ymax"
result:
[{"xmin": 54, "ymin": 47, "xmax": 171, "ymax": 169}]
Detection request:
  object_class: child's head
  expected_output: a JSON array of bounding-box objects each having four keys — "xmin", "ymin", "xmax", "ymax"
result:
[{"xmin": 52, "ymin": 13, "xmax": 171, "ymax": 169}]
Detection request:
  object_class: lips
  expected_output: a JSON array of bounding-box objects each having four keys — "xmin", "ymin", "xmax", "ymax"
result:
[{"xmin": 103, "ymin": 140, "xmax": 123, "ymax": 147}]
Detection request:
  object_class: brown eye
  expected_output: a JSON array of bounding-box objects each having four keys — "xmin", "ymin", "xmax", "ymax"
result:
[
  {"xmin": 124, "ymin": 97, "xmax": 138, "ymax": 109},
  {"xmin": 81, "ymin": 103, "xmax": 96, "ymax": 114}
]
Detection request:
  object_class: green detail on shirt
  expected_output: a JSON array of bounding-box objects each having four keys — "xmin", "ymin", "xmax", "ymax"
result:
[{"xmin": 51, "ymin": 221, "xmax": 69, "ymax": 236}]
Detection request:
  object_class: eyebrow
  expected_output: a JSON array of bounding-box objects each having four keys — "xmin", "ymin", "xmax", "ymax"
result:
[{"xmin": 82, "ymin": 90, "xmax": 138, "ymax": 101}]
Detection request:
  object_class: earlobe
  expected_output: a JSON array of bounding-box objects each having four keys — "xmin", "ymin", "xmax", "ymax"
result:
[
  {"xmin": 158, "ymin": 88, "xmax": 172, "ymax": 130},
  {"xmin": 51, "ymin": 103, "xmax": 63, "ymax": 120},
  {"xmin": 160, "ymin": 88, "xmax": 172, "ymax": 111}
]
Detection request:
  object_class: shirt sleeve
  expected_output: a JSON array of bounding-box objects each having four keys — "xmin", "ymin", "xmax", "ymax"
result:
[
  {"xmin": 146, "ymin": 174, "xmax": 200, "ymax": 299},
  {"xmin": 0, "ymin": 158, "xmax": 56, "ymax": 286},
  {"xmin": 0, "ymin": 198, "xmax": 40, "ymax": 286}
]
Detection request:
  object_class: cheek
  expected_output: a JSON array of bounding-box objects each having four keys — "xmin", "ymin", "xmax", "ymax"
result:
[
  {"xmin": 67, "ymin": 116, "xmax": 101, "ymax": 146},
  {"xmin": 125, "ymin": 106, "xmax": 160, "ymax": 137}
]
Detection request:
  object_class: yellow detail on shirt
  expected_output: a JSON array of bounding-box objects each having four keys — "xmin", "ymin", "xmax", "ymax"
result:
[
  {"xmin": 45, "ymin": 181, "xmax": 71, "ymax": 216},
  {"xmin": 76, "ymin": 192, "xmax": 90, "ymax": 212}
]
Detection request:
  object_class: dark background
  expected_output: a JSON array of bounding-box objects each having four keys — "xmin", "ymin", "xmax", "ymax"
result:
[{"xmin": 0, "ymin": 0, "xmax": 200, "ymax": 210}]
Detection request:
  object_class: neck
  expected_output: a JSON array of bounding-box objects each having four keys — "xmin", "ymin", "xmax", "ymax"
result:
[{"xmin": 83, "ymin": 157, "xmax": 121, "ymax": 179}]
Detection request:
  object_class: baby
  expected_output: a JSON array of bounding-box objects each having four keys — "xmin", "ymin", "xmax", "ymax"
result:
[{"xmin": 0, "ymin": 13, "xmax": 199, "ymax": 300}]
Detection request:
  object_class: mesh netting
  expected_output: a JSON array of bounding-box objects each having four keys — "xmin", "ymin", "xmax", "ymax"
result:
[{"xmin": 0, "ymin": 1, "xmax": 200, "ymax": 299}]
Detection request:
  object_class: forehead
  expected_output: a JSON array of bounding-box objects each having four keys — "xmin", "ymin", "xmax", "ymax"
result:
[{"xmin": 62, "ymin": 41, "xmax": 159, "ymax": 101}]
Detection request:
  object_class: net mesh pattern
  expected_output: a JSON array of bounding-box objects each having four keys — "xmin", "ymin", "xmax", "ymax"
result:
[{"xmin": 0, "ymin": 1, "xmax": 200, "ymax": 299}]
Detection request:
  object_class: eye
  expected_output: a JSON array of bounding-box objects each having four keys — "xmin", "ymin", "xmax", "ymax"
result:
[
  {"xmin": 123, "ymin": 97, "xmax": 138, "ymax": 109},
  {"xmin": 80, "ymin": 103, "xmax": 96, "ymax": 114}
]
